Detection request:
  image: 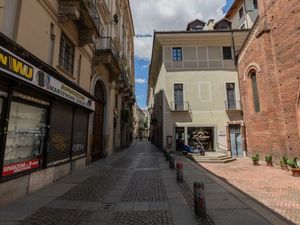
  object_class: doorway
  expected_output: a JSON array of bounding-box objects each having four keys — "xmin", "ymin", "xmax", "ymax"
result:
[
  {"xmin": 92, "ymin": 81, "xmax": 106, "ymax": 162},
  {"xmin": 229, "ymin": 125, "xmax": 243, "ymax": 157},
  {"xmin": 175, "ymin": 127, "xmax": 185, "ymax": 150}
]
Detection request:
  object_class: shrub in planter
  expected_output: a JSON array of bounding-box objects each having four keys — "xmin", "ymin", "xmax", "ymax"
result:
[
  {"xmin": 287, "ymin": 157, "xmax": 300, "ymax": 176},
  {"xmin": 280, "ymin": 155, "xmax": 289, "ymax": 170},
  {"xmin": 265, "ymin": 155, "xmax": 273, "ymax": 166},
  {"xmin": 252, "ymin": 153, "xmax": 259, "ymax": 166}
]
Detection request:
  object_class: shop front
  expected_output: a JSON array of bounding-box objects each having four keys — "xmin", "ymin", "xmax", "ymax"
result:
[{"xmin": 0, "ymin": 34, "xmax": 95, "ymax": 182}]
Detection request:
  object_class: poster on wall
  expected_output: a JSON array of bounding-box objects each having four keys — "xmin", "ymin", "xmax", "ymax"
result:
[{"xmin": 2, "ymin": 159, "xmax": 40, "ymax": 176}]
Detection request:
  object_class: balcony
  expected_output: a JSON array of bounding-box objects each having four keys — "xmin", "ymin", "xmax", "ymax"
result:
[
  {"xmin": 58, "ymin": 0, "xmax": 100, "ymax": 45},
  {"xmin": 170, "ymin": 102, "xmax": 190, "ymax": 112},
  {"xmin": 95, "ymin": 37, "xmax": 121, "ymax": 80},
  {"xmin": 225, "ymin": 100, "xmax": 242, "ymax": 111}
]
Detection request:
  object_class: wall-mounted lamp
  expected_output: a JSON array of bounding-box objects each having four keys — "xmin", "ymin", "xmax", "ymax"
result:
[{"xmin": 113, "ymin": 14, "xmax": 119, "ymax": 24}]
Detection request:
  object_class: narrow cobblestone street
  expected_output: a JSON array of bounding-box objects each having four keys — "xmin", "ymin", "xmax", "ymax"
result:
[{"xmin": 0, "ymin": 142, "xmax": 293, "ymax": 225}]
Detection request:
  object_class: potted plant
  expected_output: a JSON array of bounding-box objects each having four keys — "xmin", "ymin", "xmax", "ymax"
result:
[
  {"xmin": 287, "ymin": 157, "xmax": 300, "ymax": 176},
  {"xmin": 265, "ymin": 155, "xmax": 273, "ymax": 166},
  {"xmin": 280, "ymin": 155, "xmax": 289, "ymax": 170},
  {"xmin": 252, "ymin": 153, "xmax": 259, "ymax": 166}
]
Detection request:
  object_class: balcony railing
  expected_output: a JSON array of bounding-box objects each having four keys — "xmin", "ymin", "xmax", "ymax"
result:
[
  {"xmin": 95, "ymin": 37, "xmax": 121, "ymax": 77},
  {"xmin": 81, "ymin": 0, "xmax": 100, "ymax": 33},
  {"xmin": 170, "ymin": 101, "xmax": 190, "ymax": 112},
  {"xmin": 225, "ymin": 100, "xmax": 242, "ymax": 111}
]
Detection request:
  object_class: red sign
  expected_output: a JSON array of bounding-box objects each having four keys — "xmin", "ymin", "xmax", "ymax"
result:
[{"xmin": 2, "ymin": 159, "xmax": 40, "ymax": 176}]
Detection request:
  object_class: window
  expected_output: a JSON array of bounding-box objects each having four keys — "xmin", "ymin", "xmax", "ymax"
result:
[
  {"xmin": 3, "ymin": 102, "xmax": 47, "ymax": 176},
  {"xmin": 226, "ymin": 83, "xmax": 236, "ymax": 109},
  {"xmin": 59, "ymin": 33, "xmax": 74, "ymax": 74},
  {"xmin": 174, "ymin": 84, "xmax": 184, "ymax": 110},
  {"xmin": 253, "ymin": 0, "xmax": 258, "ymax": 9},
  {"xmin": 239, "ymin": 7, "xmax": 244, "ymax": 19},
  {"xmin": 172, "ymin": 47, "xmax": 182, "ymax": 61},
  {"xmin": 251, "ymin": 72, "xmax": 260, "ymax": 112},
  {"xmin": 223, "ymin": 47, "xmax": 232, "ymax": 60}
]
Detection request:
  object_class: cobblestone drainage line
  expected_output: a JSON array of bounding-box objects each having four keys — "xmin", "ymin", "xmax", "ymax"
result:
[
  {"xmin": 102, "ymin": 203, "xmax": 115, "ymax": 211},
  {"xmin": 179, "ymin": 181, "xmax": 215, "ymax": 225}
]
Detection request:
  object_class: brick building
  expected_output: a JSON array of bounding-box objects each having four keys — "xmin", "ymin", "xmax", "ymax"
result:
[{"xmin": 237, "ymin": 0, "xmax": 300, "ymax": 159}]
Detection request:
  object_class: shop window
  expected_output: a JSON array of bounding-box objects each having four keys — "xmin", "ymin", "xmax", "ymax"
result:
[
  {"xmin": 2, "ymin": 102, "xmax": 47, "ymax": 176},
  {"xmin": 187, "ymin": 127, "xmax": 214, "ymax": 151},
  {"xmin": 59, "ymin": 33, "xmax": 74, "ymax": 74},
  {"xmin": 223, "ymin": 47, "xmax": 232, "ymax": 60},
  {"xmin": 172, "ymin": 47, "xmax": 182, "ymax": 61},
  {"xmin": 251, "ymin": 72, "xmax": 260, "ymax": 112}
]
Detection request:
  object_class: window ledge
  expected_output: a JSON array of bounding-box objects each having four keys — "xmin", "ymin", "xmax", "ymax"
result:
[{"xmin": 56, "ymin": 65, "xmax": 75, "ymax": 81}]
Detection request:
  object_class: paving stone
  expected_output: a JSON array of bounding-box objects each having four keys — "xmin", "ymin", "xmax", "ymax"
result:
[
  {"xmin": 137, "ymin": 158, "xmax": 160, "ymax": 168},
  {"xmin": 112, "ymin": 211, "xmax": 174, "ymax": 225},
  {"xmin": 150, "ymin": 202, "xmax": 169, "ymax": 211},
  {"xmin": 18, "ymin": 208, "xmax": 90, "ymax": 225},
  {"xmin": 121, "ymin": 171, "xmax": 168, "ymax": 202}
]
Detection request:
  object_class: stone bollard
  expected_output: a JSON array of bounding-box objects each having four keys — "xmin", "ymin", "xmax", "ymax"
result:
[
  {"xmin": 169, "ymin": 155, "xmax": 175, "ymax": 169},
  {"xmin": 176, "ymin": 162, "xmax": 183, "ymax": 182},
  {"xmin": 194, "ymin": 181, "xmax": 206, "ymax": 218}
]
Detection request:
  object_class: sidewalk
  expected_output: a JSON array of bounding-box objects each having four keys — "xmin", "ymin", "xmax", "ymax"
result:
[
  {"xmin": 199, "ymin": 158, "xmax": 300, "ymax": 224},
  {"xmin": 0, "ymin": 142, "xmax": 292, "ymax": 225}
]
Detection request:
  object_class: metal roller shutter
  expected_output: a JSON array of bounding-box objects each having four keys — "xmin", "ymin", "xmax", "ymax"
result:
[
  {"xmin": 72, "ymin": 108, "xmax": 89, "ymax": 158},
  {"xmin": 47, "ymin": 100, "xmax": 73, "ymax": 165}
]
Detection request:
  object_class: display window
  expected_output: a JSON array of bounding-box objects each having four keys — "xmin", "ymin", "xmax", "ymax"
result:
[
  {"xmin": 187, "ymin": 127, "xmax": 214, "ymax": 151},
  {"xmin": 2, "ymin": 101, "xmax": 47, "ymax": 176}
]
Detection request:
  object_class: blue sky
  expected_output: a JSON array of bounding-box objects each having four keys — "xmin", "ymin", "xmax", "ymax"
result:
[{"xmin": 132, "ymin": 0, "xmax": 234, "ymax": 110}]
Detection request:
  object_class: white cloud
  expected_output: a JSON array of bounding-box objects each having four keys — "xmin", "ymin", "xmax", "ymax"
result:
[
  {"xmin": 135, "ymin": 78, "xmax": 147, "ymax": 84},
  {"xmin": 130, "ymin": 0, "xmax": 226, "ymax": 60}
]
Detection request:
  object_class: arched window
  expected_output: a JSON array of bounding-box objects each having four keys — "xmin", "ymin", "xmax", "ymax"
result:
[{"xmin": 251, "ymin": 72, "xmax": 260, "ymax": 112}]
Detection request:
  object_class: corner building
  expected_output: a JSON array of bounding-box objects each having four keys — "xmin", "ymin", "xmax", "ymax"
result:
[{"xmin": 0, "ymin": 0, "xmax": 135, "ymax": 207}]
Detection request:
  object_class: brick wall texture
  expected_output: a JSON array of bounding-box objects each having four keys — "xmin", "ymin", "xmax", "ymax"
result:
[{"xmin": 238, "ymin": 0, "xmax": 300, "ymax": 160}]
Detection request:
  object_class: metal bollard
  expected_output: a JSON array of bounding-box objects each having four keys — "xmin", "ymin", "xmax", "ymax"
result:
[
  {"xmin": 176, "ymin": 162, "xmax": 183, "ymax": 182},
  {"xmin": 194, "ymin": 181, "xmax": 206, "ymax": 218},
  {"xmin": 169, "ymin": 155, "xmax": 175, "ymax": 169}
]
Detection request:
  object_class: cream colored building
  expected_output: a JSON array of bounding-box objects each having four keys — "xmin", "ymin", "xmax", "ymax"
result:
[
  {"xmin": 148, "ymin": 21, "xmax": 249, "ymax": 156},
  {"xmin": 225, "ymin": 0, "xmax": 259, "ymax": 29},
  {"xmin": 0, "ymin": 0, "xmax": 134, "ymax": 207},
  {"xmin": 92, "ymin": 0, "xmax": 135, "ymax": 160}
]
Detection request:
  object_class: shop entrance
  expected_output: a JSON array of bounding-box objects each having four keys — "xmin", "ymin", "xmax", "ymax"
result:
[
  {"xmin": 175, "ymin": 127, "xmax": 185, "ymax": 151},
  {"xmin": 92, "ymin": 81, "xmax": 106, "ymax": 161},
  {"xmin": 229, "ymin": 125, "xmax": 243, "ymax": 157}
]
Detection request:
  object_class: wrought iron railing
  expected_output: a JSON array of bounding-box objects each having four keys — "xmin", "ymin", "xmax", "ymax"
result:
[
  {"xmin": 225, "ymin": 100, "xmax": 242, "ymax": 110},
  {"xmin": 81, "ymin": 0, "xmax": 100, "ymax": 33},
  {"xmin": 170, "ymin": 101, "xmax": 190, "ymax": 112}
]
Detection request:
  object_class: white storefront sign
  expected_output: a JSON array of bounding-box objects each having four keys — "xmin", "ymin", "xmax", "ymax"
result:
[{"xmin": 0, "ymin": 46, "xmax": 95, "ymax": 111}]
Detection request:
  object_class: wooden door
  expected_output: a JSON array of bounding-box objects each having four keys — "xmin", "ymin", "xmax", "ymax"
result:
[{"xmin": 92, "ymin": 101, "xmax": 104, "ymax": 161}]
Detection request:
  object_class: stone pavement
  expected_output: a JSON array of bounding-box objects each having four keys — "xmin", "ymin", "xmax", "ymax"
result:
[
  {"xmin": 0, "ymin": 142, "xmax": 292, "ymax": 225},
  {"xmin": 199, "ymin": 158, "xmax": 300, "ymax": 225}
]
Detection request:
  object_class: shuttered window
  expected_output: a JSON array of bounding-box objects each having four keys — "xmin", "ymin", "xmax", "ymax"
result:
[{"xmin": 251, "ymin": 73, "xmax": 260, "ymax": 112}]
